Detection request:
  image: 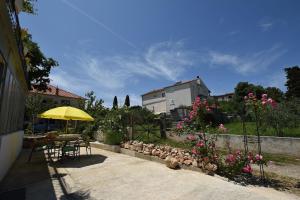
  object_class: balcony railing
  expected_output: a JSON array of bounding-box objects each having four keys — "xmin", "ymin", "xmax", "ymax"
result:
[{"xmin": 5, "ymin": 0, "xmax": 29, "ymax": 86}]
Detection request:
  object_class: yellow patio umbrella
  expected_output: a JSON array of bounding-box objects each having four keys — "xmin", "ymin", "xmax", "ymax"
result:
[{"xmin": 39, "ymin": 106, "xmax": 94, "ymax": 133}]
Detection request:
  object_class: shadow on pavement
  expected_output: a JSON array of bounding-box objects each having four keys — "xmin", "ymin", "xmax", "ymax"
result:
[
  {"xmin": 50, "ymin": 154, "xmax": 107, "ymax": 168},
  {"xmin": 0, "ymin": 149, "xmax": 106, "ymax": 200}
]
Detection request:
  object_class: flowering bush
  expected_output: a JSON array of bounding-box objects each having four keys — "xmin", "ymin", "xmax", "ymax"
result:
[
  {"xmin": 174, "ymin": 95, "xmax": 270, "ymax": 177},
  {"xmin": 175, "ymin": 97, "xmax": 220, "ymax": 172},
  {"xmin": 220, "ymin": 150, "xmax": 267, "ymax": 177}
]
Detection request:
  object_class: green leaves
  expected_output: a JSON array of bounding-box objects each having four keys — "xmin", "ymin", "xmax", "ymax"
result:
[{"xmin": 22, "ymin": 30, "xmax": 58, "ymax": 91}]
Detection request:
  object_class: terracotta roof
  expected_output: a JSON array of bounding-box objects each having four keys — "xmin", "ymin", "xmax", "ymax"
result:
[{"xmin": 30, "ymin": 85, "xmax": 85, "ymax": 99}]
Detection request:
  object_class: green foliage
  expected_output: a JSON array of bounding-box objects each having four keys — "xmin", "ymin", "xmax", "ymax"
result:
[
  {"xmin": 265, "ymin": 87, "xmax": 284, "ymax": 102},
  {"xmin": 113, "ymin": 96, "xmax": 118, "ymax": 109},
  {"xmin": 22, "ymin": 30, "xmax": 58, "ymax": 91},
  {"xmin": 25, "ymin": 94, "xmax": 58, "ymax": 132},
  {"xmin": 224, "ymin": 121, "xmax": 300, "ymax": 137},
  {"xmin": 233, "ymin": 82, "xmax": 284, "ymax": 117},
  {"xmin": 234, "ymin": 82, "xmax": 265, "ymax": 103},
  {"xmin": 124, "ymin": 95, "xmax": 130, "ymax": 107},
  {"xmin": 79, "ymin": 91, "xmax": 108, "ymax": 137},
  {"xmin": 217, "ymin": 101, "xmax": 236, "ymax": 114},
  {"xmin": 23, "ymin": 0, "xmax": 37, "ymax": 14},
  {"xmin": 285, "ymin": 66, "xmax": 300, "ymax": 98},
  {"xmin": 104, "ymin": 129, "xmax": 123, "ymax": 145},
  {"xmin": 262, "ymin": 101, "xmax": 298, "ymax": 137},
  {"xmin": 25, "ymin": 94, "xmax": 43, "ymax": 119},
  {"xmin": 129, "ymin": 106, "xmax": 156, "ymax": 125}
]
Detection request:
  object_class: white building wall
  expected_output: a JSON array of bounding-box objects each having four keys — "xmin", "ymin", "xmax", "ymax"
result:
[
  {"xmin": 0, "ymin": 130, "xmax": 23, "ymax": 181},
  {"xmin": 190, "ymin": 79, "xmax": 210, "ymax": 102},
  {"xmin": 165, "ymin": 84, "xmax": 192, "ymax": 113},
  {"xmin": 142, "ymin": 91, "xmax": 167, "ymax": 114},
  {"xmin": 144, "ymin": 100, "xmax": 167, "ymax": 114},
  {"xmin": 142, "ymin": 78, "xmax": 210, "ymax": 114}
]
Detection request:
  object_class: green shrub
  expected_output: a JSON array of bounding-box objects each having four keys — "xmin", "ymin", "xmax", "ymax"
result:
[{"xmin": 104, "ymin": 129, "xmax": 123, "ymax": 145}]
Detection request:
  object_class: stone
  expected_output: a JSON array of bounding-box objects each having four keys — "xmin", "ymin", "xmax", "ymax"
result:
[
  {"xmin": 179, "ymin": 158, "xmax": 184, "ymax": 164},
  {"xmin": 125, "ymin": 143, "xmax": 131, "ymax": 149},
  {"xmin": 183, "ymin": 159, "xmax": 192, "ymax": 165},
  {"xmin": 143, "ymin": 151, "xmax": 150, "ymax": 155},
  {"xmin": 165, "ymin": 156, "xmax": 179, "ymax": 169},
  {"xmin": 165, "ymin": 146, "xmax": 172, "ymax": 152},
  {"xmin": 160, "ymin": 152, "xmax": 167, "ymax": 159},
  {"xmin": 192, "ymin": 160, "xmax": 198, "ymax": 167},
  {"xmin": 151, "ymin": 149, "xmax": 156, "ymax": 156},
  {"xmin": 129, "ymin": 145, "xmax": 135, "ymax": 151},
  {"xmin": 205, "ymin": 163, "xmax": 218, "ymax": 172}
]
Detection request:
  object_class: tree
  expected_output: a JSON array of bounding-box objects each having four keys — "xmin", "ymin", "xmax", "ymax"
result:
[
  {"xmin": 25, "ymin": 94, "xmax": 57, "ymax": 133},
  {"xmin": 265, "ymin": 87, "xmax": 284, "ymax": 102},
  {"xmin": 82, "ymin": 91, "xmax": 108, "ymax": 138},
  {"xmin": 113, "ymin": 96, "xmax": 118, "ymax": 109},
  {"xmin": 285, "ymin": 66, "xmax": 300, "ymax": 98},
  {"xmin": 233, "ymin": 82, "xmax": 266, "ymax": 117},
  {"xmin": 22, "ymin": 30, "xmax": 58, "ymax": 91},
  {"xmin": 23, "ymin": 0, "xmax": 37, "ymax": 14},
  {"xmin": 124, "ymin": 95, "xmax": 130, "ymax": 107}
]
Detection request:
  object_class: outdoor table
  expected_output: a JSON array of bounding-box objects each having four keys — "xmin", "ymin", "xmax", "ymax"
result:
[
  {"xmin": 54, "ymin": 134, "xmax": 81, "ymax": 142},
  {"xmin": 53, "ymin": 134, "xmax": 82, "ymax": 160},
  {"xmin": 24, "ymin": 135, "xmax": 47, "ymax": 162}
]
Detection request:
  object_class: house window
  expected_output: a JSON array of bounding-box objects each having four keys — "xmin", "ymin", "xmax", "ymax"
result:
[
  {"xmin": 61, "ymin": 99, "xmax": 70, "ymax": 106},
  {"xmin": 162, "ymin": 92, "xmax": 165, "ymax": 97},
  {"xmin": 0, "ymin": 52, "xmax": 25, "ymax": 135}
]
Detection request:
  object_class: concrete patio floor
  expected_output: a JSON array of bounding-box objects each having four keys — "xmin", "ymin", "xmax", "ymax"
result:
[{"xmin": 1, "ymin": 147, "xmax": 299, "ymax": 200}]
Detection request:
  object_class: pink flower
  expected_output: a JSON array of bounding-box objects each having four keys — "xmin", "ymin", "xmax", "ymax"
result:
[
  {"xmin": 196, "ymin": 141, "xmax": 205, "ymax": 147},
  {"xmin": 191, "ymin": 148, "xmax": 198, "ymax": 154},
  {"xmin": 218, "ymin": 124, "xmax": 228, "ymax": 133},
  {"xmin": 255, "ymin": 154, "xmax": 263, "ymax": 161},
  {"xmin": 189, "ymin": 110, "xmax": 197, "ymax": 120},
  {"xmin": 195, "ymin": 96, "xmax": 201, "ymax": 104},
  {"xmin": 186, "ymin": 134, "xmax": 196, "ymax": 141},
  {"xmin": 266, "ymin": 98, "xmax": 277, "ymax": 108},
  {"xmin": 183, "ymin": 117, "xmax": 189, "ymax": 122},
  {"xmin": 225, "ymin": 154, "xmax": 236, "ymax": 164},
  {"xmin": 248, "ymin": 92, "xmax": 254, "ymax": 98},
  {"xmin": 262, "ymin": 94, "xmax": 268, "ymax": 100},
  {"xmin": 176, "ymin": 121, "xmax": 183, "ymax": 129},
  {"xmin": 242, "ymin": 164, "xmax": 253, "ymax": 174},
  {"xmin": 244, "ymin": 96, "xmax": 248, "ymax": 100},
  {"xmin": 206, "ymin": 106, "xmax": 211, "ymax": 112}
]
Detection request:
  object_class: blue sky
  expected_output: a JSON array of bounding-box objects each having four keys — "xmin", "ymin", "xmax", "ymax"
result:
[{"xmin": 20, "ymin": 0, "xmax": 300, "ymax": 106}]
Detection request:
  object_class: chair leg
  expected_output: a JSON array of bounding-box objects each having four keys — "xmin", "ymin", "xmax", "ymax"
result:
[{"xmin": 28, "ymin": 147, "xmax": 34, "ymax": 162}]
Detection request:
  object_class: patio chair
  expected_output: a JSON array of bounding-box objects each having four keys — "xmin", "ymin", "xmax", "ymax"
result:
[
  {"xmin": 79, "ymin": 135, "xmax": 92, "ymax": 155},
  {"xmin": 45, "ymin": 131, "xmax": 61, "ymax": 160},
  {"xmin": 60, "ymin": 140, "xmax": 80, "ymax": 159},
  {"xmin": 46, "ymin": 141, "xmax": 63, "ymax": 160}
]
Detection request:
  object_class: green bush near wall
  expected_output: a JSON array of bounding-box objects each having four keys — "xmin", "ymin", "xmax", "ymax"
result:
[{"xmin": 104, "ymin": 129, "xmax": 123, "ymax": 145}]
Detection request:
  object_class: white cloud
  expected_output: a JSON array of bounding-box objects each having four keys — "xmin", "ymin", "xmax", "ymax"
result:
[
  {"xmin": 258, "ymin": 18, "xmax": 274, "ymax": 32},
  {"xmin": 50, "ymin": 41, "xmax": 196, "ymax": 107},
  {"xmin": 208, "ymin": 45, "xmax": 287, "ymax": 75}
]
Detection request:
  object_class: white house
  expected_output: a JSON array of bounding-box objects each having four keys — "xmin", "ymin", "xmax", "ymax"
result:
[{"xmin": 142, "ymin": 77, "xmax": 210, "ymax": 114}]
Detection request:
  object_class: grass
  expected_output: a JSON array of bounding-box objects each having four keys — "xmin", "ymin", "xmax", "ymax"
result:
[{"xmin": 224, "ymin": 121, "xmax": 300, "ymax": 137}]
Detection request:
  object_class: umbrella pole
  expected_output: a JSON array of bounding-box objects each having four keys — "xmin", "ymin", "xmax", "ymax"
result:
[{"xmin": 66, "ymin": 120, "xmax": 68, "ymax": 134}]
